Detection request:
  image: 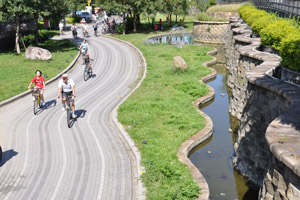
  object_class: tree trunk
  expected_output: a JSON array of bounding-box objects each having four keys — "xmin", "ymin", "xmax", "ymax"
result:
[
  {"xmin": 176, "ymin": 14, "xmax": 177, "ymax": 24},
  {"xmin": 133, "ymin": 13, "xmax": 137, "ymax": 33},
  {"xmin": 151, "ymin": 17, "xmax": 154, "ymax": 29},
  {"xmin": 34, "ymin": 14, "xmax": 39, "ymax": 46},
  {"xmin": 137, "ymin": 14, "xmax": 140, "ymax": 25},
  {"xmin": 169, "ymin": 13, "xmax": 172, "ymax": 27},
  {"xmin": 123, "ymin": 12, "xmax": 126, "ymax": 35},
  {"xmin": 15, "ymin": 15, "xmax": 21, "ymax": 54}
]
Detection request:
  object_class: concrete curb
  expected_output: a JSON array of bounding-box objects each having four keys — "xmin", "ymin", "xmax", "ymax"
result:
[
  {"xmin": 0, "ymin": 51, "xmax": 80, "ymax": 108},
  {"xmin": 177, "ymin": 49, "xmax": 218, "ymax": 200},
  {"xmin": 103, "ymin": 35, "xmax": 146, "ymax": 200}
]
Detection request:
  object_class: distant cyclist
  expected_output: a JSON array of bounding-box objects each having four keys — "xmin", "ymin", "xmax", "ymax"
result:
[
  {"xmin": 71, "ymin": 24, "xmax": 77, "ymax": 39},
  {"xmin": 83, "ymin": 23, "xmax": 89, "ymax": 37},
  {"xmin": 28, "ymin": 70, "xmax": 45, "ymax": 106},
  {"xmin": 93, "ymin": 22, "xmax": 98, "ymax": 36},
  {"xmin": 79, "ymin": 39, "xmax": 88, "ymax": 59},
  {"xmin": 84, "ymin": 53, "xmax": 92, "ymax": 72},
  {"xmin": 58, "ymin": 74, "xmax": 77, "ymax": 118}
]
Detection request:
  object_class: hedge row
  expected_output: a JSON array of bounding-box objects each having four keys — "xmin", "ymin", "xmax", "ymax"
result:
[{"xmin": 239, "ymin": 5, "xmax": 300, "ymax": 71}]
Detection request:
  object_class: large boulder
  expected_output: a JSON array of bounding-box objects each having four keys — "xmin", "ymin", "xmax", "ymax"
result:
[
  {"xmin": 173, "ymin": 56, "xmax": 187, "ymax": 72},
  {"xmin": 25, "ymin": 47, "xmax": 52, "ymax": 60}
]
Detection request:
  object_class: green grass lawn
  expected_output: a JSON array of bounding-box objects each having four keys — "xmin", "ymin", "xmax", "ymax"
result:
[
  {"xmin": 0, "ymin": 39, "xmax": 78, "ymax": 102},
  {"xmin": 207, "ymin": 3, "xmax": 244, "ymax": 12},
  {"xmin": 113, "ymin": 33, "xmax": 213, "ymax": 199}
]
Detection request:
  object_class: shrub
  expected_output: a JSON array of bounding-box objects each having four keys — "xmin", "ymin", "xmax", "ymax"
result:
[
  {"xmin": 22, "ymin": 34, "xmax": 35, "ymax": 46},
  {"xmin": 198, "ymin": 12, "xmax": 213, "ymax": 21},
  {"xmin": 280, "ymin": 32, "xmax": 300, "ymax": 71},
  {"xmin": 260, "ymin": 19, "xmax": 299, "ymax": 50},
  {"xmin": 239, "ymin": 4, "xmax": 300, "ymax": 72},
  {"xmin": 116, "ymin": 24, "xmax": 124, "ymax": 34},
  {"xmin": 66, "ymin": 17, "xmax": 75, "ymax": 24},
  {"xmin": 251, "ymin": 14, "xmax": 277, "ymax": 34}
]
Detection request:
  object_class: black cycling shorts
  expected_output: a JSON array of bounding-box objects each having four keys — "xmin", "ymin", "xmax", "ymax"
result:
[{"xmin": 62, "ymin": 91, "xmax": 74, "ymax": 103}]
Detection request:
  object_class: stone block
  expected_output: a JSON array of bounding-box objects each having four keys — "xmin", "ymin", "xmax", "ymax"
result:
[
  {"xmin": 265, "ymin": 192, "xmax": 274, "ymax": 200},
  {"xmin": 274, "ymin": 189, "xmax": 287, "ymax": 200},
  {"xmin": 265, "ymin": 172, "xmax": 275, "ymax": 195},
  {"xmin": 272, "ymin": 169, "xmax": 287, "ymax": 191},
  {"xmin": 287, "ymin": 183, "xmax": 300, "ymax": 200}
]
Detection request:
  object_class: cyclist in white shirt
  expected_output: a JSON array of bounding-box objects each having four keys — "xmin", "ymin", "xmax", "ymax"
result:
[{"xmin": 58, "ymin": 74, "xmax": 77, "ymax": 118}]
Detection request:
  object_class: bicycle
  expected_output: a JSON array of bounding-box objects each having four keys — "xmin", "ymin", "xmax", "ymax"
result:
[
  {"xmin": 84, "ymin": 30, "xmax": 88, "ymax": 38},
  {"xmin": 94, "ymin": 29, "xmax": 98, "ymax": 36},
  {"xmin": 31, "ymin": 88, "xmax": 43, "ymax": 115},
  {"xmin": 83, "ymin": 63, "xmax": 92, "ymax": 81},
  {"xmin": 65, "ymin": 97, "xmax": 72, "ymax": 128}
]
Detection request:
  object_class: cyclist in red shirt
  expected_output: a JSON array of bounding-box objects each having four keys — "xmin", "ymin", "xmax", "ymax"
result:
[{"xmin": 28, "ymin": 70, "xmax": 46, "ymax": 106}]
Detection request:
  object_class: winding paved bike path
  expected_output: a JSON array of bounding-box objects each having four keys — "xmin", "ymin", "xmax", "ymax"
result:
[{"xmin": 0, "ymin": 29, "xmax": 142, "ymax": 199}]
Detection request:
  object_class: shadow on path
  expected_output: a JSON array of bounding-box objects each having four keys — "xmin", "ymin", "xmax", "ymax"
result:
[
  {"xmin": 0, "ymin": 149, "xmax": 18, "ymax": 167},
  {"xmin": 68, "ymin": 109, "xmax": 87, "ymax": 128},
  {"xmin": 44, "ymin": 99, "xmax": 57, "ymax": 109}
]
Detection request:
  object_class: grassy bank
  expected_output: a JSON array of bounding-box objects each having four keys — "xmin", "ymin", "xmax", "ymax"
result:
[
  {"xmin": 114, "ymin": 34, "xmax": 213, "ymax": 199},
  {"xmin": 207, "ymin": 3, "xmax": 244, "ymax": 12},
  {"xmin": 0, "ymin": 39, "xmax": 78, "ymax": 102}
]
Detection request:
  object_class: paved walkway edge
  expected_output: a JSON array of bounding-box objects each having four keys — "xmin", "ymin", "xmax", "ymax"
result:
[
  {"xmin": 105, "ymin": 35, "xmax": 147, "ymax": 200},
  {"xmin": 177, "ymin": 49, "xmax": 218, "ymax": 200},
  {"xmin": 0, "ymin": 51, "xmax": 80, "ymax": 108}
]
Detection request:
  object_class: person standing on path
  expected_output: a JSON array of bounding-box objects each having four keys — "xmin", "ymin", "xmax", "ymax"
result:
[
  {"xmin": 59, "ymin": 21, "xmax": 64, "ymax": 36},
  {"xmin": 58, "ymin": 74, "xmax": 77, "ymax": 118},
  {"xmin": 159, "ymin": 19, "xmax": 163, "ymax": 31}
]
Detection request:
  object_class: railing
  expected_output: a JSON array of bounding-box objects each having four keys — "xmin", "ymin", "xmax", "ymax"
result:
[
  {"xmin": 217, "ymin": 0, "xmax": 300, "ymax": 18},
  {"xmin": 252, "ymin": 0, "xmax": 300, "ymax": 18}
]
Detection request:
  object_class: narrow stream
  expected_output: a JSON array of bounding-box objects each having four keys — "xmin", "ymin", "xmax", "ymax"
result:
[
  {"xmin": 146, "ymin": 34, "xmax": 259, "ymax": 199},
  {"xmin": 189, "ymin": 46, "xmax": 259, "ymax": 200}
]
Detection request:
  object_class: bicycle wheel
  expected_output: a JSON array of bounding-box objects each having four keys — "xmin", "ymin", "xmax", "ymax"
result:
[
  {"xmin": 37, "ymin": 96, "xmax": 41, "ymax": 108},
  {"xmin": 33, "ymin": 97, "xmax": 38, "ymax": 115},
  {"xmin": 83, "ymin": 66, "xmax": 89, "ymax": 81},
  {"xmin": 89, "ymin": 68, "xmax": 93, "ymax": 77},
  {"xmin": 67, "ymin": 107, "xmax": 71, "ymax": 128}
]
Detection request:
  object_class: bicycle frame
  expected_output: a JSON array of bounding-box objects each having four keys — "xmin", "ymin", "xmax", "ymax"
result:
[
  {"xmin": 32, "ymin": 88, "xmax": 42, "ymax": 115},
  {"xmin": 65, "ymin": 98, "xmax": 72, "ymax": 128}
]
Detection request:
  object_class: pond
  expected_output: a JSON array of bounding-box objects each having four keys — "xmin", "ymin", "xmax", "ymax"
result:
[{"xmin": 145, "ymin": 33, "xmax": 194, "ymax": 45}]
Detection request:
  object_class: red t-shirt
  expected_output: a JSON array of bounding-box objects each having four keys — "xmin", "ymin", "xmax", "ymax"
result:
[{"xmin": 31, "ymin": 76, "xmax": 45, "ymax": 88}]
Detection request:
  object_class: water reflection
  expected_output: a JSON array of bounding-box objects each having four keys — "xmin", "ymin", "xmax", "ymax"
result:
[
  {"xmin": 189, "ymin": 45, "xmax": 259, "ymax": 200},
  {"xmin": 147, "ymin": 34, "xmax": 194, "ymax": 45}
]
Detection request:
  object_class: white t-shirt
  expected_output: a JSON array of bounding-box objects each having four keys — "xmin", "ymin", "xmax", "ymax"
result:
[
  {"xmin": 58, "ymin": 79, "xmax": 75, "ymax": 92},
  {"xmin": 59, "ymin": 23, "xmax": 63, "ymax": 30}
]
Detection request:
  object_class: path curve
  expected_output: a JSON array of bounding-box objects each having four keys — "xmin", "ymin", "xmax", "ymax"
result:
[{"xmin": 0, "ymin": 30, "xmax": 142, "ymax": 200}]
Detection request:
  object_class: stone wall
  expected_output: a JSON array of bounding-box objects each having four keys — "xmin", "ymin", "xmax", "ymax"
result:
[
  {"xmin": 193, "ymin": 21, "xmax": 229, "ymax": 44},
  {"xmin": 225, "ymin": 18, "xmax": 300, "ymax": 199}
]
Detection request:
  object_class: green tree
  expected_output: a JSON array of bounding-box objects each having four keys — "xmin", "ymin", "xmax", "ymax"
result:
[
  {"xmin": 0, "ymin": 0, "xmax": 33, "ymax": 54},
  {"xmin": 173, "ymin": 0, "xmax": 189, "ymax": 23}
]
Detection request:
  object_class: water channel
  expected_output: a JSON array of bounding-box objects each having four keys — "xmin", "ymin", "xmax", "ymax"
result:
[
  {"xmin": 147, "ymin": 35, "xmax": 259, "ymax": 199},
  {"xmin": 189, "ymin": 46, "xmax": 258, "ymax": 200}
]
